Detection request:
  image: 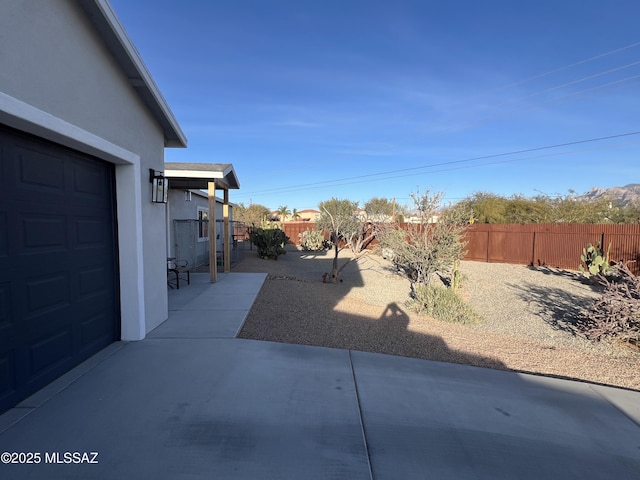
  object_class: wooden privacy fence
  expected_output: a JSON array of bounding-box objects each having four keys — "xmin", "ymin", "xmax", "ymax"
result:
[
  {"xmin": 283, "ymin": 222, "xmax": 640, "ymax": 273},
  {"xmin": 282, "ymin": 222, "xmax": 318, "ymax": 244},
  {"xmin": 464, "ymin": 223, "xmax": 640, "ymax": 273}
]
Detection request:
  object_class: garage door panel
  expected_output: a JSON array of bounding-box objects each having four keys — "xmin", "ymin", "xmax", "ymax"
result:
[
  {"xmin": 14, "ymin": 146, "xmax": 66, "ymax": 195},
  {"xmin": 25, "ymin": 272, "xmax": 71, "ymax": 320},
  {"xmin": 79, "ymin": 312, "xmax": 113, "ymax": 351},
  {"xmin": 71, "ymin": 158, "xmax": 113, "ymax": 204},
  {"xmin": 77, "ymin": 267, "xmax": 108, "ymax": 299},
  {"xmin": 75, "ymin": 216, "xmax": 111, "ymax": 248},
  {"xmin": 0, "ymin": 212, "xmax": 7, "ymax": 256},
  {"xmin": 29, "ymin": 328, "xmax": 73, "ymax": 378},
  {"xmin": 0, "ymin": 282, "xmax": 10, "ymax": 329},
  {"xmin": 0, "ymin": 125, "xmax": 119, "ymax": 414},
  {"xmin": 0, "ymin": 352, "xmax": 16, "ymax": 403},
  {"xmin": 21, "ymin": 213, "xmax": 68, "ymax": 253}
]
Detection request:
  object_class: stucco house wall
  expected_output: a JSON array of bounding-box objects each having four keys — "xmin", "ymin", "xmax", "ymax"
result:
[
  {"xmin": 0, "ymin": 0, "xmax": 185, "ymax": 337},
  {"xmin": 168, "ymin": 189, "xmax": 234, "ymax": 266}
]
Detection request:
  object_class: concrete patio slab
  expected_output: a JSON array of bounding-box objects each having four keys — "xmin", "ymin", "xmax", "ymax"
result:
[
  {"xmin": 0, "ymin": 340, "xmax": 370, "ymax": 480},
  {"xmin": 183, "ymin": 292, "xmax": 262, "ymax": 311},
  {"xmin": 148, "ymin": 309, "xmax": 249, "ymax": 338},
  {"xmin": 350, "ymin": 351, "xmax": 640, "ymax": 479},
  {"xmin": 1, "ymin": 271, "xmax": 639, "ymax": 480}
]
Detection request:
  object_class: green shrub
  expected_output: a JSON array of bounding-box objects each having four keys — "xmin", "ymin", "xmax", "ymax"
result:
[
  {"xmin": 299, "ymin": 229, "xmax": 330, "ymax": 251},
  {"xmin": 249, "ymin": 227, "xmax": 289, "ymax": 260},
  {"xmin": 375, "ymin": 190, "xmax": 468, "ymax": 287},
  {"xmin": 406, "ymin": 284, "xmax": 481, "ymax": 324}
]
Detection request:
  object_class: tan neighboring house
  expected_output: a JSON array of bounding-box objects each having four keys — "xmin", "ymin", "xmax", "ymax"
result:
[{"xmin": 293, "ymin": 209, "xmax": 322, "ymax": 222}]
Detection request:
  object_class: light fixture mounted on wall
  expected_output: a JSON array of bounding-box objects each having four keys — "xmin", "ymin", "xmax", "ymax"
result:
[{"xmin": 149, "ymin": 169, "xmax": 168, "ymax": 203}]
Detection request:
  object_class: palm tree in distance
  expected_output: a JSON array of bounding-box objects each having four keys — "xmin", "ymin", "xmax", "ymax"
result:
[
  {"xmin": 276, "ymin": 205, "xmax": 291, "ymax": 225},
  {"xmin": 291, "ymin": 208, "xmax": 301, "ymax": 221}
]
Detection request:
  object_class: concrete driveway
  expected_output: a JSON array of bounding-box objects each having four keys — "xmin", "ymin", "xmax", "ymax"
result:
[{"xmin": 0, "ymin": 273, "xmax": 639, "ymax": 479}]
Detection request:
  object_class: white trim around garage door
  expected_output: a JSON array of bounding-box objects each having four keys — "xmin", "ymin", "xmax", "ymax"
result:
[{"xmin": 0, "ymin": 92, "xmax": 146, "ymax": 341}]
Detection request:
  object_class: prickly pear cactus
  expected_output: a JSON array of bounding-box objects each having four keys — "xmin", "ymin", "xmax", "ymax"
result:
[{"xmin": 579, "ymin": 241, "xmax": 611, "ymax": 276}]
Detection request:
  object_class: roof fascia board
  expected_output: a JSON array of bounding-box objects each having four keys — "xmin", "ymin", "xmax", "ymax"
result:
[
  {"xmin": 222, "ymin": 165, "xmax": 240, "ymax": 189},
  {"xmin": 79, "ymin": 0, "xmax": 187, "ymax": 148},
  {"xmin": 165, "ymin": 169, "xmax": 224, "ymax": 179}
]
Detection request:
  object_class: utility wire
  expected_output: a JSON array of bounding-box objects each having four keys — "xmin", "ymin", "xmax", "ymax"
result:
[
  {"xmin": 234, "ymin": 131, "xmax": 640, "ymax": 198},
  {"xmin": 376, "ymin": 41, "xmax": 640, "ymax": 143},
  {"xmin": 241, "ymin": 139, "xmax": 640, "ymax": 198},
  {"xmin": 449, "ymin": 73, "xmax": 640, "ymax": 133},
  {"xmin": 486, "ymin": 40, "xmax": 640, "ymax": 93},
  {"xmin": 416, "ymin": 59, "xmax": 640, "ymax": 137}
]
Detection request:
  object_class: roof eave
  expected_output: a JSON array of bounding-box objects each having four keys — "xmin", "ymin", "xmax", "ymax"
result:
[
  {"xmin": 78, "ymin": 0, "xmax": 187, "ymax": 148},
  {"xmin": 164, "ymin": 162, "xmax": 240, "ymax": 190}
]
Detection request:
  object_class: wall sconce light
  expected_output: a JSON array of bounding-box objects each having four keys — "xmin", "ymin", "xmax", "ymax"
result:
[{"xmin": 149, "ymin": 169, "xmax": 168, "ymax": 203}]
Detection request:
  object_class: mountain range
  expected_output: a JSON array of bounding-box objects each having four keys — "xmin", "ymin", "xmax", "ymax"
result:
[{"xmin": 578, "ymin": 184, "xmax": 640, "ymax": 206}]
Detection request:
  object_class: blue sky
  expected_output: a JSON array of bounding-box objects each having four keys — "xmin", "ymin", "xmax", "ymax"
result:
[{"xmin": 110, "ymin": 0, "xmax": 640, "ymax": 211}]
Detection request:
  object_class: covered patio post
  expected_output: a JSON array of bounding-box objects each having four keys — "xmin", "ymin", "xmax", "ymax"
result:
[
  {"xmin": 224, "ymin": 189, "xmax": 230, "ymax": 272},
  {"xmin": 208, "ymin": 181, "xmax": 217, "ymax": 283}
]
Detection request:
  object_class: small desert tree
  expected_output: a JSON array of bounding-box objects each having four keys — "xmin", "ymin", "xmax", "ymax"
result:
[
  {"xmin": 377, "ymin": 190, "xmax": 474, "ymax": 322},
  {"xmin": 316, "ymin": 198, "xmax": 375, "ymax": 283},
  {"xmin": 235, "ymin": 203, "xmax": 271, "ymax": 227},
  {"xmin": 364, "ymin": 197, "xmax": 396, "ymax": 222},
  {"xmin": 377, "ymin": 190, "xmax": 469, "ymax": 286}
]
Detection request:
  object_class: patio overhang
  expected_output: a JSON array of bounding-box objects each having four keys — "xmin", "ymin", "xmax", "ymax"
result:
[
  {"xmin": 164, "ymin": 162, "xmax": 240, "ymax": 283},
  {"xmin": 164, "ymin": 162, "xmax": 240, "ymax": 191}
]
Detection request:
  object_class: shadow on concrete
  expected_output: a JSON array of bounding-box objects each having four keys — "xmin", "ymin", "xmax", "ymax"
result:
[{"xmin": 1, "ymin": 268, "xmax": 639, "ymax": 479}]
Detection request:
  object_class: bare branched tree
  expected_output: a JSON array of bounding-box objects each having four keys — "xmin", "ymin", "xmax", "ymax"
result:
[
  {"xmin": 376, "ymin": 190, "xmax": 469, "ymax": 286},
  {"xmin": 316, "ymin": 198, "xmax": 375, "ymax": 283}
]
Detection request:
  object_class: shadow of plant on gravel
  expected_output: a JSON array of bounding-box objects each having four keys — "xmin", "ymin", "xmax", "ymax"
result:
[
  {"xmin": 234, "ymin": 246, "xmax": 505, "ymax": 370},
  {"xmin": 238, "ymin": 270, "xmax": 506, "ymax": 371},
  {"xmin": 526, "ymin": 266, "xmax": 604, "ymax": 292},
  {"xmin": 506, "ymin": 280, "xmax": 600, "ymax": 336}
]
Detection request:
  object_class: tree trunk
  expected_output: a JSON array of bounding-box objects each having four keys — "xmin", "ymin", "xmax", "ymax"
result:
[{"xmin": 331, "ymin": 238, "xmax": 339, "ymax": 283}]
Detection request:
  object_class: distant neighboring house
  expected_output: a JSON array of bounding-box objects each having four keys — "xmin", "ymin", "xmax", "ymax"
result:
[
  {"xmin": 270, "ymin": 209, "xmax": 322, "ymax": 223},
  {"xmin": 404, "ymin": 212, "xmax": 440, "ymax": 224},
  {"xmin": 297, "ymin": 209, "xmax": 322, "ymax": 222},
  {"xmin": 167, "ymin": 188, "xmax": 235, "ymax": 268}
]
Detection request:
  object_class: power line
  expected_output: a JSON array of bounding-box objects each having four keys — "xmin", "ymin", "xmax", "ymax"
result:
[
  {"xmin": 230, "ymin": 43, "xmax": 640, "ymax": 205},
  {"xmin": 486, "ymin": 40, "xmax": 640, "ymax": 93},
  {"xmin": 449, "ymin": 73, "xmax": 640, "ymax": 133},
  {"xmin": 240, "ymin": 139, "xmax": 640, "ymax": 200},
  {"xmin": 421, "ymin": 59, "xmax": 640, "ymax": 137},
  {"xmin": 252, "ymin": 140, "xmax": 640, "ymax": 197},
  {"xmin": 346, "ymin": 38, "xmax": 640, "ymax": 150},
  {"xmin": 234, "ymin": 130, "xmax": 640, "ymax": 198}
]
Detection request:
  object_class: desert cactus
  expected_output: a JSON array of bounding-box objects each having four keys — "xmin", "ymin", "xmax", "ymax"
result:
[{"xmin": 579, "ymin": 241, "xmax": 611, "ymax": 276}]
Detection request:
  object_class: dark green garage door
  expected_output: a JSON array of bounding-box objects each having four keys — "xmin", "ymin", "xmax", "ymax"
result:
[{"xmin": 0, "ymin": 125, "xmax": 119, "ymax": 414}]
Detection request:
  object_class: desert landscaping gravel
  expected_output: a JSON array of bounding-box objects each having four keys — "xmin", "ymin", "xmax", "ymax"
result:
[{"xmin": 233, "ymin": 245, "xmax": 640, "ymax": 391}]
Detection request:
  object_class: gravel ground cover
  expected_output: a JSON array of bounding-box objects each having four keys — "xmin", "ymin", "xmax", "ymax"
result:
[{"xmin": 233, "ymin": 244, "xmax": 640, "ymax": 391}]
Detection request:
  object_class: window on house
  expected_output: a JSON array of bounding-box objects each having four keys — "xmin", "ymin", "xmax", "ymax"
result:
[{"xmin": 198, "ymin": 208, "xmax": 209, "ymax": 240}]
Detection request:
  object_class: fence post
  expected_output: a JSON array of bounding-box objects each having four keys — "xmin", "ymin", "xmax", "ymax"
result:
[
  {"xmin": 486, "ymin": 230, "xmax": 490, "ymax": 263},
  {"xmin": 531, "ymin": 231, "xmax": 536, "ymax": 266}
]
